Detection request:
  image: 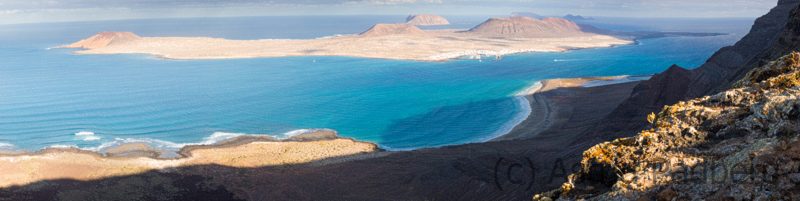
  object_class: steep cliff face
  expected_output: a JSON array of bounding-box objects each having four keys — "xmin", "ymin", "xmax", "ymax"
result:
[
  {"xmin": 591, "ymin": 0, "xmax": 800, "ymax": 140},
  {"xmin": 536, "ymin": 52, "xmax": 800, "ymax": 201}
]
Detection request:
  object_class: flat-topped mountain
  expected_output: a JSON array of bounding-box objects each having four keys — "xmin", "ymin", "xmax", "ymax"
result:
[
  {"xmin": 467, "ymin": 16, "xmax": 584, "ymax": 37},
  {"xmin": 511, "ymin": 12, "xmax": 545, "ymax": 19},
  {"xmin": 63, "ymin": 32, "xmax": 140, "ymax": 49},
  {"xmin": 359, "ymin": 23, "xmax": 427, "ymax": 37},
  {"xmin": 405, "ymin": 14, "xmax": 450, "ymax": 26}
]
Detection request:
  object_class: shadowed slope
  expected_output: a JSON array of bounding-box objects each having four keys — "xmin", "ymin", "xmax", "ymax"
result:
[{"xmin": 590, "ymin": 0, "xmax": 800, "ymax": 140}]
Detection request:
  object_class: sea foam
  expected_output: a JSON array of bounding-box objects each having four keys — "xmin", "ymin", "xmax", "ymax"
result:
[
  {"xmin": 74, "ymin": 131, "xmax": 95, "ymax": 136},
  {"xmin": 81, "ymin": 128, "xmax": 336, "ymax": 158},
  {"xmin": 482, "ymin": 81, "xmax": 542, "ymax": 142},
  {"xmin": 515, "ymin": 81, "xmax": 544, "ymax": 96},
  {"xmin": 0, "ymin": 142, "xmax": 14, "ymax": 149}
]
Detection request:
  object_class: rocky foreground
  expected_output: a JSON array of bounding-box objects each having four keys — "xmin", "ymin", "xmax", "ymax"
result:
[
  {"xmin": 529, "ymin": 1, "xmax": 800, "ymax": 199},
  {"xmin": 535, "ymin": 51, "xmax": 800, "ymax": 201}
]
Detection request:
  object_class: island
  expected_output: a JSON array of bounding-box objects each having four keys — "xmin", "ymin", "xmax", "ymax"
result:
[
  {"xmin": 405, "ymin": 14, "xmax": 450, "ymax": 26},
  {"xmin": 563, "ymin": 14, "xmax": 594, "ymax": 21},
  {"xmin": 61, "ymin": 16, "xmax": 631, "ymax": 61}
]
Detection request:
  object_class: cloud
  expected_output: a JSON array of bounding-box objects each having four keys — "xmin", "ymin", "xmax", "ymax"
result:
[
  {"xmin": 356, "ymin": 0, "xmax": 443, "ymax": 4},
  {"xmin": 0, "ymin": 0, "xmax": 782, "ymax": 24},
  {"xmin": 0, "ymin": 0, "xmax": 777, "ymax": 10},
  {"xmin": 0, "ymin": 9, "xmax": 22, "ymax": 14}
]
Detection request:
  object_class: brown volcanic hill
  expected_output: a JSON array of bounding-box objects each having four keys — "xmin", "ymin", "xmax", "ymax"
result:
[
  {"xmin": 467, "ymin": 16, "xmax": 583, "ymax": 37},
  {"xmin": 405, "ymin": 14, "xmax": 450, "ymax": 26},
  {"xmin": 588, "ymin": 0, "xmax": 800, "ymax": 141},
  {"xmin": 64, "ymin": 32, "xmax": 141, "ymax": 49},
  {"xmin": 359, "ymin": 23, "xmax": 427, "ymax": 37}
]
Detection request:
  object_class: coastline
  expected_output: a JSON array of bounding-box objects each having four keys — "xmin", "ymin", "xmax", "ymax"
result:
[
  {"xmin": 494, "ymin": 75, "xmax": 651, "ymax": 141},
  {"xmin": 62, "ymin": 31, "xmax": 632, "ymax": 62},
  {"xmin": 0, "ymin": 129, "xmax": 367, "ymax": 158},
  {"xmin": 0, "ymin": 129, "xmax": 382, "ymax": 188},
  {"xmin": 0, "ymin": 74, "xmax": 648, "ymax": 190},
  {"xmin": 0, "ymin": 75, "xmax": 650, "ymax": 156},
  {"xmin": 480, "ymin": 81, "xmax": 541, "ymax": 142},
  {"xmin": 0, "ymin": 75, "xmax": 649, "ymax": 157}
]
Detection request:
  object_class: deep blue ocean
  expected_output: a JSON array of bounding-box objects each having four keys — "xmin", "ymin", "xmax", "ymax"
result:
[{"xmin": 0, "ymin": 16, "xmax": 752, "ymax": 151}]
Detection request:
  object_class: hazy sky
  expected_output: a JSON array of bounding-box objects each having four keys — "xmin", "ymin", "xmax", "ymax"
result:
[{"xmin": 0, "ymin": 0, "xmax": 781, "ymax": 24}]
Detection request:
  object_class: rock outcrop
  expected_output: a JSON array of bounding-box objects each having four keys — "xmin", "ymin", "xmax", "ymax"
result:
[
  {"xmin": 466, "ymin": 16, "xmax": 584, "ymax": 37},
  {"xmin": 63, "ymin": 32, "xmax": 140, "ymax": 49},
  {"xmin": 535, "ymin": 52, "xmax": 800, "ymax": 201},
  {"xmin": 405, "ymin": 14, "xmax": 450, "ymax": 26},
  {"xmin": 589, "ymin": 0, "xmax": 800, "ymax": 140},
  {"xmin": 359, "ymin": 23, "xmax": 427, "ymax": 37}
]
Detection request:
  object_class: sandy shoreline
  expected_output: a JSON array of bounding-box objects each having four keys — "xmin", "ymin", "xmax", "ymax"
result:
[
  {"xmin": 0, "ymin": 75, "xmax": 646, "ymax": 190},
  {"xmin": 495, "ymin": 75, "xmax": 650, "ymax": 141},
  {"xmin": 62, "ymin": 30, "xmax": 631, "ymax": 61},
  {"xmin": 0, "ymin": 130, "xmax": 381, "ymax": 188}
]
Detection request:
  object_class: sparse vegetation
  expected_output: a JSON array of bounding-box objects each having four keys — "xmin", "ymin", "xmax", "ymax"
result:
[{"xmin": 535, "ymin": 52, "xmax": 800, "ymax": 200}]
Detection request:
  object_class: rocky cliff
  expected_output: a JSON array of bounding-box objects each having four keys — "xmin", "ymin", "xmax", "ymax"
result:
[
  {"xmin": 590, "ymin": 0, "xmax": 800, "ymax": 141},
  {"xmin": 535, "ymin": 51, "xmax": 800, "ymax": 201},
  {"xmin": 405, "ymin": 14, "xmax": 450, "ymax": 26},
  {"xmin": 467, "ymin": 16, "xmax": 584, "ymax": 37}
]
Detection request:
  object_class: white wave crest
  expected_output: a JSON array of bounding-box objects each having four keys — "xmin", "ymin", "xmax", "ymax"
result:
[
  {"xmin": 84, "ymin": 128, "xmax": 334, "ymax": 154},
  {"xmin": 514, "ymin": 81, "xmax": 543, "ymax": 96},
  {"xmin": 484, "ymin": 96, "xmax": 532, "ymax": 142},
  {"xmin": 49, "ymin": 144, "xmax": 78, "ymax": 149},
  {"xmin": 89, "ymin": 138, "xmax": 185, "ymax": 152},
  {"xmin": 199, "ymin": 132, "xmax": 263, "ymax": 145},
  {"xmin": 0, "ymin": 142, "xmax": 14, "ymax": 149},
  {"xmin": 74, "ymin": 131, "xmax": 95, "ymax": 136},
  {"xmin": 83, "ymin": 136, "xmax": 102, "ymax": 141}
]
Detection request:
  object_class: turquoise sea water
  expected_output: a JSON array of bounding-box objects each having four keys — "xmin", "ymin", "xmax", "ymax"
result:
[{"xmin": 0, "ymin": 16, "xmax": 750, "ymax": 151}]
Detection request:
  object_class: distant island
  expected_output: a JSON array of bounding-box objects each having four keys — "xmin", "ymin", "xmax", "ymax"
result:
[
  {"xmin": 577, "ymin": 23, "xmax": 727, "ymax": 40},
  {"xmin": 405, "ymin": 14, "xmax": 450, "ymax": 26},
  {"xmin": 61, "ymin": 16, "xmax": 631, "ymax": 61},
  {"xmin": 563, "ymin": 14, "xmax": 594, "ymax": 21}
]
